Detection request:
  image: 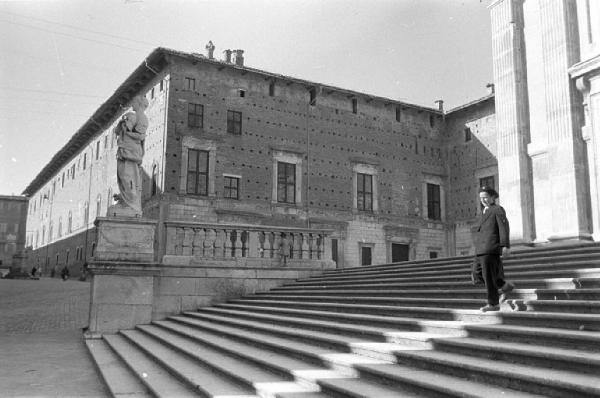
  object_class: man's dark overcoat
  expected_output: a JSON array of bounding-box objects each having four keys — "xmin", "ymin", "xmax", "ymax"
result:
[{"xmin": 473, "ymin": 204, "xmax": 510, "ymax": 255}]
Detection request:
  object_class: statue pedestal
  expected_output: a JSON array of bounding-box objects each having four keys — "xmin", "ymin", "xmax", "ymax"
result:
[
  {"xmin": 94, "ymin": 217, "xmax": 156, "ymax": 262},
  {"xmin": 87, "ymin": 217, "xmax": 158, "ymax": 335}
]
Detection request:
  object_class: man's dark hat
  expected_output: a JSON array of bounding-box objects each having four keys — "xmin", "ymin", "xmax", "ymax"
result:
[{"xmin": 479, "ymin": 186, "xmax": 499, "ymax": 198}]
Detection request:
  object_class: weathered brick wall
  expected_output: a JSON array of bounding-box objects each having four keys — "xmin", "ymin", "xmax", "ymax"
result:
[
  {"xmin": 444, "ymin": 97, "xmax": 497, "ymax": 255},
  {"xmin": 162, "ymin": 56, "xmax": 449, "ymax": 267}
]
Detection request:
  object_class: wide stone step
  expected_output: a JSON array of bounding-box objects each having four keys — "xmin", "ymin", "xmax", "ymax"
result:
[
  {"xmin": 346, "ymin": 362, "xmax": 545, "ymax": 398},
  {"xmin": 147, "ymin": 320, "xmax": 360, "ymax": 388},
  {"xmin": 216, "ymin": 303, "xmax": 490, "ymax": 334},
  {"xmin": 388, "ymin": 348, "xmax": 600, "ymax": 398},
  {"xmin": 321, "ymin": 246, "xmax": 600, "ymax": 276},
  {"xmin": 195, "ymin": 307, "xmax": 464, "ymax": 345},
  {"xmin": 284, "ymin": 268, "xmax": 600, "ymax": 288},
  {"xmin": 102, "ymin": 334, "xmax": 200, "ymax": 398},
  {"xmin": 273, "ymin": 277, "xmax": 600, "ymax": 291},
  {"xmin": 463, "ymin": 323, "xmax": 600, "ymax": 351},
  {"xmin": 505, "ymin": 299, "xmax": 600, "ymax": 313},
  {"xmin": 180, "ymin": 311, "xmax": 418, "ymax": 360},
  {"xmin": 84, "ymin": 338, "xmax": 152, "ymax": 398},
  {"xmin": 218, "ymin": 302, "xmax": 600, "ymax": 332},
  {"xmin": 263, "ymin": 288, "xmax": 600, "ymax": 301},
  {"xmin": 303, "ymin": 258, "xmax": 600, "ymax": 283},
  {"xmin": 165, "ymin": 314, "xmax": 381, "ymax": 368},
  {"xmin": 244, "ymin": 295, "xmax": 487, "ymax": 309},
  {"xmin": 430, "ymin": 336, "xmax": 600, "ymax": 374},
  {"xmin": 121, "ymin": 329, "xmax": 264, "ymax": 398},
  {"xmin": 134, "ymin": 324, "xmax": 326, "ymax": 397}
]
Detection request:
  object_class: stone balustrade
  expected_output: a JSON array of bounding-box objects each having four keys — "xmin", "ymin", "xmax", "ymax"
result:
[{"xmin": 164, "ymin": 221, "xmax": 330, "ymax": 260}]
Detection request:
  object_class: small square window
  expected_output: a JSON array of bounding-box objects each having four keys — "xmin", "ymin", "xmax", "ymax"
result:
[
  {"xmin": 429, "ymin": 251, "xmax": 438, "ymax": 259},
  {"xmin": 224, "ymin": 176, "xmax": 240, "ymax": 199},
  {"xmin": 227, "ymin": 110, "xmax": 242, "ymax": 135},
  {"xmin": 185, "ymin": 77, "xmax": 196, "ymax": 91},
  {"xmin": 239, "ymin": 89, "xmax": 246, "ymax": 98}
]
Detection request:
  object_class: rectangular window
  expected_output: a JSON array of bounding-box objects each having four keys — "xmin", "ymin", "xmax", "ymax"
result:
[
  {"xmin": 427, "ymin": 183, "xmax": 441, "ymax": 220},
  {"xmin": 352, "ymin": 98, "xmax": 358, "ymax": 114},
  {"xmin": 429, "ymin": 251, "xmax": 438, "ymax": 259},
  {"xmin": 185, "ymin": 77, "xmax": 196, "ymax": 91},
  {"xmin": 395, "ymin": 106, "xmax": 401, "ymax": 122},
  {"xmin": 227, "ymin": 110, "xmax": 242, "ymax": 135},
  {"xmin": 83, "ymin": 153, "xmax": 87, "ymax": 170},
  {"xmin": 277, "ymin": 162, "xmax": 296, "ymax": 203},
  {"xmin": 357, "ymin": 173, "xmax": 373, "ymax": 211},
  {"xmin": 151, "ymin": 87, "xmax": 155, "ymax": 99},
  {"xmin": 71, "ymin": 164, "xmax": 75, "ymax": 177},
  {"xmin": 160, "ymin": 80, "xmax": 164, "ymax": 91},
  {"xmin": 238, "ymin": 89, "xmax": 246, "ymax": 98},
  {"xmin": 61, "ymin": 172, "xmax": 65, "ymax": 187},
  {"xmin": 96, "ymin": 141, "xmax": 100, "ymax": 160},
  {"xmin": 309, "ymin": 87, "xmax": 317, "ymax": 106},
  {"xmin": 360, "ymin": 246, "xmax": 372, "ymax": 266},
  {"xmin": 188, "ymin": 103, "xmax": 204, "ymax": 128},
  {"xmin": 479, "ymin": 176, "xmax": 495, "ymax": 190},
  {"xmin": 223, "ymin": 176, "xmax": 240, "ymax": 199},
  {"xmin": 391, "ymin": 243, "xmax": 409, "ymax": 262},
  {"xmin": 269, "ymin": 81, "xmax": 275, "ymax": 96},
  {"xmin": 186, "ymin": 149, "xmax": 209, "ymax": 195},
  {"xmin": 465, "ymin": 127, "xmax": 472, "ymax": 142},
  {"xmin": 104, "ymin": 135, "xmax": 108, "ymax": 149}
]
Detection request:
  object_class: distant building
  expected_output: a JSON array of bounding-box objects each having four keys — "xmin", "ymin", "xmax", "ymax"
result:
[
  {"xmin": 22, "ymin": 46, "xmax": 496, "ymax": 273},
  {"xmin": 0, "ymin": 195, "xmax": 28, "ymax": 269}
]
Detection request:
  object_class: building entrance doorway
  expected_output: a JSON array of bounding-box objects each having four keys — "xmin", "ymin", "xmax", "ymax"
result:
[{"xmin": 391, "ymin": 243, "xmax": 409, "ymax": 262}]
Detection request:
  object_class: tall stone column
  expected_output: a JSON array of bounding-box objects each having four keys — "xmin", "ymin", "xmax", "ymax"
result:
[
  {"xmin": 527, "ymin": 0, "xmax": 591, "ymax": 242},
  {"xmin": 490, "ymin": 0, "xmax": 535, "ymax": 245}
]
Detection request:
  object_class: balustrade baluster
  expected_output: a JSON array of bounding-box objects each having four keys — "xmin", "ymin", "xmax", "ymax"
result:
[
  {"xmin": 214, "ymin": 228, "xmax": 225, "ymax": 257},
  {"xmin": 301, "ymin": 233, "xmax": 309, "ymax": 259},
  {"xmin": 258, "ymin": 232, "xmax": 266, "ymax": 257},
  {"xmin": 175, "ymin": 227, "xmax": 185, "ymax": 255},
  {"xmin": 233, "ymin": 229, "xmax": 243, "ymax": 258},
  {"xmin": 205, "ymin": 228, "xmax": 216, "ymax": 257},
  {"xmin": 193, "ymin": 228, "xmax": 205, "ymax": 256}
]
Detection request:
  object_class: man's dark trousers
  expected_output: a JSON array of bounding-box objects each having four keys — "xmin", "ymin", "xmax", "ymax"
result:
[{"xmin": 473, "ymin": 254, "xmax": 505, "ymax": 305}]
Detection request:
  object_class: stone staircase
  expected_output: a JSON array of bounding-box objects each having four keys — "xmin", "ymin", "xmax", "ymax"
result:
[{"xmin": 86, "ymin": 243, "xmax": 600, "ymax": 397}]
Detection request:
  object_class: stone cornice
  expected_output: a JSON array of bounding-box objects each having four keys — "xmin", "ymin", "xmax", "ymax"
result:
[{"xmin": 569, "ymin": 54, "xmax": 600, "ymax": 79}]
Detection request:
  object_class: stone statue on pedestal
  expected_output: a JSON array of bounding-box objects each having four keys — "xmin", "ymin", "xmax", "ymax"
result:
[{"xmin": 111, "ymin": 95, "xmax": 149, "ymax": 217}]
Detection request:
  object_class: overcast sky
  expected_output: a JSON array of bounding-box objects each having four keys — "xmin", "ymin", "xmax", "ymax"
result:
[{"xmin": 0, "ymin": 0, "xmax": 493, "ymax": 196}]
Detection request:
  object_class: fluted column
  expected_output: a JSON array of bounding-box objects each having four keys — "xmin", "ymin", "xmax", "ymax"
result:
[
  {"xmin": 528, "ymin": 0, "xmax": 590, "ymax": 241},
  {"xmin": 490, "ymin": 0, "xmax": 535, "ymax": 245}
]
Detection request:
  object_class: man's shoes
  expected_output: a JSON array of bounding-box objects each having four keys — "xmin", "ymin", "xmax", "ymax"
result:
[
  {"xmin": 480, "ymin": 304, "xmax": 500, "ymax": 312},
  {"xmin": 499, "ymin": 281, "xmax": 515, "ymax": 302}
]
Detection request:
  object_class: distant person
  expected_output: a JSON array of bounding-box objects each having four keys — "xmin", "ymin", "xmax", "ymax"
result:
[
  {"xmin": 472, "ymin": 186, "xmax": 514, "ymax": 312},
  {"xmin": 30, "ymin": 267, "xmax": 37, "ymax": 278},
  {"xmin": 60, "ymin": 265, "xmax": 70, "ymax": 281}
]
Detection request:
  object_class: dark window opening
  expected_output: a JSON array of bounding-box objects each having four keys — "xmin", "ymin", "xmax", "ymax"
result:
[
  {"xmin": 357, "ymin": 173, "xmax": 373, "ymax": 211},
  {"xmin": 239, "ymin": 89, "xmax": 246, "ymax": 98},
  {"xmin": 227, "ymin": 110, "xmax": 242, "ymax": 135},
  {"xmin": 352, "ymin": 98, "xmax": 358, "ymax": 114},
  {"xmin": 465, "ymin": 127, "xmax": 472, "ymax": 142},
  {"xmin": 309, "ymin": 87, "xmax": 317, "ymax": 106},
  {"xmin": 187, "ymin": 149, "xmax": 209, "ymax": 196},
  {"xmin": 331, "ymin": 239, "xmax": 338, "ymax": 266},
  {"xmin": 395, "ymin": 106, "xmax": 401, "ymax": 122},
  {"xmin": 392, "ymin": 243, "xmax": 409, "ymax": 262},
  {"xmin": 188, "ymin": 103, "xmax": 204, "ymax": 128},
  {"xmin": 479, "ymin": 176, "xmax": 495, "ymax": 190},
  {"xmin": 361, "ymin": 246, "xmax": 372, "ymax": 266},
  {"xmin": 429, "ymin": 251, "xmax": 438, "ymax": 259},
  {"xmin": 427, "ymin": 183, "xmax": 441, "ymax": 220},
  {"xmin": 224, "ymin": 176, "xmax": 240, "ymax": 199},
  {"xmin": 185, "ymin": 77, "xmax": 195, "ymax": 91},
  {"xmin": 269, "ymin": 81, "xmax": 275, "ymax": 96},
  {"xmin": 96, "ymin": 141, "xmax": 100, "ymax": 160},
  {"xmin": 277, "ymin": 162, "xmax": 296, "ymax": 204},
  {"xmin": 429, "ymin": 115, "xmax": 435, "ymax": 127}
]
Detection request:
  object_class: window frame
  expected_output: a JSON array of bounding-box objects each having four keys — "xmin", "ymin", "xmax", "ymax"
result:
[
  {"xmin": 186, "ymin": 148, "xmax": 210, "ymax": 196},
  {"xmin": 277, "ymin": 162, "xmax": 296, "ymax": 204},
  {"xmin": 188, "ymin": 103, "xmax": 204, "ymax": 128},
  {"xmin": 227, "ymin": 110, "xmax": 242, "ymax": 135},
  {"xmin": 427, "ymin": 183, "xmax": 441, "ymax": 221},
  {"xmin": 223, "ymin": 175, "xmax": 240, "ymax": 200},
  {"xmin": 357, "ymin": 172, "xmax": 373, "ymax": 212}
]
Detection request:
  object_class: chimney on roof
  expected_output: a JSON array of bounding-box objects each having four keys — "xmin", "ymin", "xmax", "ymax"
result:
[
  {"xmin": 223, "ymin": 49, "xmax": 232, "ymax": 63},
  {"xmin": 435, "ymin": 99, "xmax": 444, "ymax": 112},
  {"xmin": 486, "ymin": 83, "xmax": 495, "ymax": 94},
  {"xmin": 205, "ymin": 40, "xmax": 215, "ymax": 59},
  {"xmin": 232, "ymin": 49, "xmax": 244, "ymax": 66}
]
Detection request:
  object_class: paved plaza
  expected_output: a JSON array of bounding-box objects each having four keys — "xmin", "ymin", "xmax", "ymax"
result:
[{"xmin": 0, "ymin": 278, "xmax": 109, "ymax": 397}]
